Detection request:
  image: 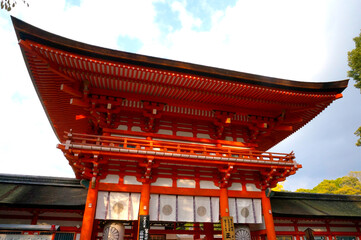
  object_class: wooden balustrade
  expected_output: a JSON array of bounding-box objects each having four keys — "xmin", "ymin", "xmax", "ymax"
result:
[{"xmin": 62, "ymin": 131, "xmax": 295, "ymax": 165}]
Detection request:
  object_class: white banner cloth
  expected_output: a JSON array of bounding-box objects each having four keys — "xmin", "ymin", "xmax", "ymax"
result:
[{"xmin": 95, "ymin": 191, "xmax": 140, "ymax": 220}]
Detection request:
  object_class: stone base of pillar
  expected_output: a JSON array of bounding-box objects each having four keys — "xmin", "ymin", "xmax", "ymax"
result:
[
  {"xmin": 235, "ymin": 225, "xmax": 251, "ymax": 240},
  {"xmin": 103, "ymin": 222, "xmax": 125, "ymax": 240}
]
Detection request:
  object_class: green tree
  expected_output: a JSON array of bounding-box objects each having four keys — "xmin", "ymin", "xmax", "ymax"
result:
[
  {"xmin": 296, "ymin": 176, "xmax": 361, "ymax": 195},
  {"xmin": 1, "ymin": 0, "xmax": 28, "ymax": 11},
  {"xmin": 272, "ymin": 181, "xmax": 286, "ymax": 192},
  {"xmin": 348, "ymin": 171, "xmax": 361, "ymax": 182},
  {"xmin": 355, "ymin": 126, "xmax": 361, "ymax": 147},
  {"xmin": 347, "ymin": 31, "xmax": 361, "ymax": 146}
]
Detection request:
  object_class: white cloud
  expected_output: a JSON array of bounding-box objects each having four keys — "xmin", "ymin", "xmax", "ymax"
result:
[
  {"xmin": 171, "ymin": 1, "xmax": 202, "ymax": 29},
  {"xmin": 0, "ymin": 0, "xmax": 162, "ymax": 178},
  {"xmin": 0, "ymin": 14, "xmax": 70, "ymax": 176},
  {"xmin": 9, "ymin": 0, "xmax": 160, "ymax": 50},
  {"xmin": 137, "ymin": 0, "xmax": 330, "ymax": 83}
]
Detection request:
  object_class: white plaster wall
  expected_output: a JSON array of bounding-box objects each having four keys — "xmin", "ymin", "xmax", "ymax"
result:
[{"xmin": 177, "ymin": 179, "xmax": 195, "ymax": 188}]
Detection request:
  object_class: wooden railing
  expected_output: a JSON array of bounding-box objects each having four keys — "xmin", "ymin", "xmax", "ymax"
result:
[{"xmin": 61, "ymin": 131, "xmax": 296, "ymax": 166}]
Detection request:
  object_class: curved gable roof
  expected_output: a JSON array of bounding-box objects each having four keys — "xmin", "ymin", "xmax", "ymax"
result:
[{"xmin": 12, "ymin": 17, "xmax": 348, "ymax": 150}]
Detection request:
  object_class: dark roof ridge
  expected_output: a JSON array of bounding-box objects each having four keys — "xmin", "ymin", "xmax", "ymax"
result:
[
  {"xmin": 11, "ymin": 16, "xmax": 348, "ymax": 93},
  {"xmin": 0, "ymin": 173, "xmax": 81, "ymax": 188},
  {"xmin": 271, "ymin": 190, "xmax": 361, "ymax": 201}
]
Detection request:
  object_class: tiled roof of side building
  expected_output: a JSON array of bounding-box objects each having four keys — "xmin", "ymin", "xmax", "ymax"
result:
[
  {"xmin": 271, "ymin": 191, "xmax": 361, "ymax": 218},
  {"xmin": 0, "ymin": 174, "xmax": 87, "ymax": 209},
  {"xmin": 1, "ymin": 174, "xmax": 361, "ymax": 218}
]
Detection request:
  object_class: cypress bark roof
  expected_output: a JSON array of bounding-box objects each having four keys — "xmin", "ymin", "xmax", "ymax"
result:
[
  {"xmin": 1, "ymin": 174, "xmax": 361, "ymax": 218},
  {"xmin": 271, "ymin": 191, "xmax": 361, "ymax": 218},
  {"xmin": 0, "ymin": 174, "xmax": 86, "ymax": 209},
  {"xmin": 12, "ymin": 17, "xmax": 348, "ymax": 151}
]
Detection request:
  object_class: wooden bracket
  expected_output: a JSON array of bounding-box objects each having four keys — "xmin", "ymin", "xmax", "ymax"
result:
[
  {"xmin": 260, "ymin": 168, "xmax": 277, "ymax": 189},
  {"xmin": 247, "ymin": 113, "xmax": 293, "ymax": 142},
  {"xmin": 213, "ymin": 111, "xmax": 234, "ymax": 139},
  {"xmin": 61, "ymin": 84, "xmax": 83, "ymax": 98},
  {"xmin": 137, "ymin": 157, "xmax": 157, "ymax": 183},
  {"xmin": 142, "ymin": 101, "xmax": 165, "ymax": 132},
  {"xmin": 217, "ymin": 164, "xmax": 235, "ymax": 188}
]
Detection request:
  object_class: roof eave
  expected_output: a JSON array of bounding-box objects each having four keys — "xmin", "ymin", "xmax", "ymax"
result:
[{"xmin": 11, "ymin": 16, "xmax": 349, "ymax": 94}]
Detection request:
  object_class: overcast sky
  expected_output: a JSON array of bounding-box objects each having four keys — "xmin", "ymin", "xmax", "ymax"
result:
[{"xmin": 0, "ymin": 0, "xmax": 360, "ymax": 191}]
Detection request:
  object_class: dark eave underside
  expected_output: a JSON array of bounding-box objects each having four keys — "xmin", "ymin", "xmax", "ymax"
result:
[{"xmin": 12, "ymin": 17, "xmax": 348, "ymax": 94}]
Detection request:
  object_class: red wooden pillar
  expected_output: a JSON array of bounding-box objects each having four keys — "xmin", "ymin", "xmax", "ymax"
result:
[
  {"xmin": 293, "ymin": 220, "xmax": 300, "ymax": 240},
  {"xmin": 137, "ymin": 182, "xmax": 150, "ymax": 240},
  {"xmin": 261, "ymin": 191, "xmax": 276, "ymax": 240},
  {"xmin": 325, "ymin": 221, "xmax": 333, "ymax": 240},
  {"xmin": 133, "ymin": 220, "xmax": 139, "ymax": 240},
  {"xmin": 204, "ymin": 223, "xmax": 215, "ymax": 240},
  {"xmin": 194, "ymin": 223, "xmax": 201, "ymax": 239},
  {"xmin": 31, "ymin": 211, "xmax": 38, "ymax": 225},
  {"xmin": 355, "ymin": 221, "xmax": 361, "ymax": 240},
  {"xmin": 51, "ymin": 225, "xmax": 57, "ymax": 240},
  {"xmin": 220, "ymin": 187, "xmax": 230, "ymax": 240},
  {"xmin": 91, "ymin": 220, "xmax": 99, "ymax": 240},
  {"xmin": 139, "ymin": 182, "xmax": 150, "ymax": 215},
  {"xmin": 80, "ymin": 180, "xmax": 98, "ymax": 240},
  {"xmin": 220, "ymin": 187, "xmax": 229, "ymax": 217}
]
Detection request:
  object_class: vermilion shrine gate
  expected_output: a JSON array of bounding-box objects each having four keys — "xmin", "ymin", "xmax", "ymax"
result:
[{"xmin": 12, "ymin": 17, "xmax": 348, "ymax": 240}]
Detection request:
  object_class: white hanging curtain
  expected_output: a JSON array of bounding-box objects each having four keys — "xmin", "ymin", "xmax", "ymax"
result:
[
  {"xmin": 95, "ymin": 191, "xmax": 140, "ymax": 220},
  {"xmin": 97, "ymin": 192, "xmax": 263, "ymax": 224},
  {"xmin": 149, "ymin": 195, "xmax": 219, "ymax": 223},
  {"xmin": 95, "ymin": 191, "xmax": 108, "ymax": 219},
  {"xmin": 177, "ymin": 196, "xmax": 194, "ymax": 222},
  {"xmin": 195, "ymin": 196, "xmax": 211, "ymax": 222},
  {"xmin": 159, "ymin": 195, "xmax": 177, "ymax": 222},
  {"xmin": 149, "ymin": 194, "xmax": 159, "ymax": 221},
  {"xmin": 229, "ymin": 198, "xmax": 262, "ymax": 224}
]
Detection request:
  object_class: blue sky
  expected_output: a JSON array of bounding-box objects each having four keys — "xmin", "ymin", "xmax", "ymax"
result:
[{"xmin": 0, "ymin": 0, "xmax": 361, "ymax": 191}]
